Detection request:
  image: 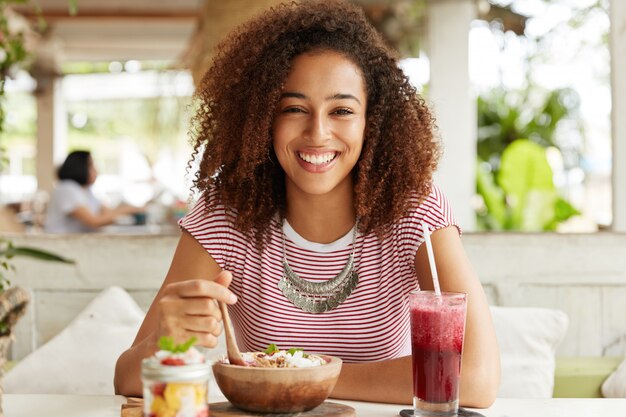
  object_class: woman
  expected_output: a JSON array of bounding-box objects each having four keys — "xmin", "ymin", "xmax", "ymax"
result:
[
  {"xmin": 115, "ymin": 0, "xmax": 500, "ymax": 406},
  {"xmin": 44, "ymin": 150, "xmax": 142, "ymax": 233}
]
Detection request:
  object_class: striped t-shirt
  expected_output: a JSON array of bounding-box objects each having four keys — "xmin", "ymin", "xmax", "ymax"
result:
[{"xmin": 180, "ymin": 184, "xmax": 458, "ymax": 363}]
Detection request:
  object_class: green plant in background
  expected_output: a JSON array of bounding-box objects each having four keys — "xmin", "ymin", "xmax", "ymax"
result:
[
  {"xmin": 476, "ymin": 87, "xmax": 581, "ymax": 231},
  {"xmin": 0, "ymin": 238, "xmax": 74, "ymax": 333},
  {"xmin": 477, "ymin": 140, "xmax": 579, "ymax": 231}
]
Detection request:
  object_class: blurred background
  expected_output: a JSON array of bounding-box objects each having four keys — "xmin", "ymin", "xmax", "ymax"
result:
[{"xmin": 0, "ymin": 0, "xmax": 621, "ymax": 234}]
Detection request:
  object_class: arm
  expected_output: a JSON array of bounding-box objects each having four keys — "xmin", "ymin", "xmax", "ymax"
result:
[
  {"xmin": 331, "ymin": 357, "xmax": 413, "ymax": 403},
  {"xmin": 415, "ymin": 226, "xmax": 500, "ymax": 407},
  {"xmin": 114, "ymin": 230, "xmax": 237, "ymax": 396},
  {"xmin": 70, "ymin": 204, "xmax": 142, "ymax": 228},
  {"xmin": 331, "ymin": 226, "xmax": 500, "ymax": 407}
]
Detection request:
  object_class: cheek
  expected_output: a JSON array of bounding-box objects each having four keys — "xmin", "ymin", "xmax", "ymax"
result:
[
  {"xmin": 270, "ymin": 127, "xmax": 287, "ymax": 164},
  {"xmin": 346, "ymin": 121, "xmax": 366, "ymax": 150},
  {"xmin": 271, "ymin": 120, "xmax": 293, "ymax": 149}
]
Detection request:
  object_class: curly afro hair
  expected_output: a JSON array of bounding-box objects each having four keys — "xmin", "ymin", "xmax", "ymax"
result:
[{"xmin": 189, "ymin": 0, "xmax": 440, "ymax": 245}]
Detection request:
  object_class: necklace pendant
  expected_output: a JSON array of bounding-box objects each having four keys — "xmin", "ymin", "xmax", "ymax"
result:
[
  {"xmin": 279, "ymin": 220, "xmax": 360, "ymax": 314},
  {"xmin": 278, "ymin": 268, "xmax": 359, "ymax": 313}
]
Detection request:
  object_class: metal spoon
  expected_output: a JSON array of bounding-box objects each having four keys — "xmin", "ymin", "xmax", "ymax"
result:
[{"xmin": 218, "ymin": 301, "xmax": 247, "ymax": 366}]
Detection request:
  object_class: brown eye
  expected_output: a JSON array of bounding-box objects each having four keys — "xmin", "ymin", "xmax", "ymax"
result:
[
  {"xmin": 333, "ymin": 108, "xmax": 353, "ymax": 115},
  {"xmin": 283, "ymin": 107, "xmax": 306, "ymax": 113}
]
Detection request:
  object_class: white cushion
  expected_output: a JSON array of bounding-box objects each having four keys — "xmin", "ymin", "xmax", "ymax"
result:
[
  {"xmin": 5, "ymin": 286, "xmax": 144, "ymax": 395},
  {"xmin": 602, "ymin": 357, "xmax": 626, "ymax": 397},
  {"xmin": 490, "ymin": 306, "xmax": 569, "ymax": 398}
]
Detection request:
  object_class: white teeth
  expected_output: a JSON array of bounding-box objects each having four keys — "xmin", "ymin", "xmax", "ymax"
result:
[{"xmin": 298, "ymin": 152, "xmax": 337, "ymax": 165}]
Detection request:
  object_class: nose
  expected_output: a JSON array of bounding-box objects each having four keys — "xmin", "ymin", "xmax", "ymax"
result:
[{"xmin": 305, "ymin": 112, "xmax": 331, "ymax": 143}]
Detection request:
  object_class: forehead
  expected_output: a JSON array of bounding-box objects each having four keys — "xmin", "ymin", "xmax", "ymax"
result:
[{"xmin": 282, "ymin": 50, "xmax": 366, "ymax": 95}]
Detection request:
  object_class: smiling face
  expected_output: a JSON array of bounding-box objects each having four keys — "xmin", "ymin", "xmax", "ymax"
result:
[{"xmin": 272, "ymin": 50, "xmax": 367, "ymax": 200}]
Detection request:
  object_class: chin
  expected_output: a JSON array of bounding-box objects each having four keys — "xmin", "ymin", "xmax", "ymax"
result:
[
  {"xmin": 286, "ymin": 172, "xmax": 353, "ymax": 197},
  {"xmin": 291, "ymin": 181, "xmax": 340, "ymax": 196}
]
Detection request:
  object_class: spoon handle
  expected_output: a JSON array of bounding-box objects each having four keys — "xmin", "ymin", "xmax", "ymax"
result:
[{"xmin": 218, "ymin": 301, "xmax": 246, "ymax": 366}]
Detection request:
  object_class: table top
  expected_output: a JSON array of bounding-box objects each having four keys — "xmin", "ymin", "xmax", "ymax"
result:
[{"xmin": 4, "ymin": 394, "xmax": 626, "ymax": 417}]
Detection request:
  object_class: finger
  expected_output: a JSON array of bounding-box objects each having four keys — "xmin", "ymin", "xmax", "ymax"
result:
[
  {"xmin": 166, "ymin": 329, "xmax": 220, "ymax": 349},
  {"xmin": 177, "ymin": 298, "xmax": 221, "ymax": 317},
  {"xmin": 214, "ymin": 270, "xmax": 233, "ymax": 288},
  {"xmin": 159, "ymin": 298, "xmax": 223, "ymax": 325},
  {"xmin": 172, "ymin": 279, "xmax": 237, "ymax": 304},
  {"xmin": 158, "ymin": 314, "xmax": 221, "ymax": 343},
  {"xmin": 181, "ymin": 316, "xmax": 222, "ymax": 336},
  {"xmin": 193, "ymin": 332, "xmax": 220, "ymax": 349}
]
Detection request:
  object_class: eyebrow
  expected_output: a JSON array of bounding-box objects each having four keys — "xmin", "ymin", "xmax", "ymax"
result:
[{"xmin": 280, "ymin": 92, "xmax": 362, "ymax": 105}]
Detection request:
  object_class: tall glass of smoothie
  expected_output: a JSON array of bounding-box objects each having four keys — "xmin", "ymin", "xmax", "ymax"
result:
[{"xmin": 409, "ymin": 291, "xmax": 467, "ymax": 416}]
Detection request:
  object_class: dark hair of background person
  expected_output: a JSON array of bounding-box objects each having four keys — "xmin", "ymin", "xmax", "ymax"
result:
[
  {"xmin": 57, "ymin": 150, "xmax": 91, "ymax": 186},
  {"xmin": 189, "ymin": 0, "xmax": 441, "ymax": 245}
]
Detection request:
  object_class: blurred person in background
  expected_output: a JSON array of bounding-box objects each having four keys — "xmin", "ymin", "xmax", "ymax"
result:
[{"xmin": 44, "ymin": 150, "xmax": 143, "ymax": 233}]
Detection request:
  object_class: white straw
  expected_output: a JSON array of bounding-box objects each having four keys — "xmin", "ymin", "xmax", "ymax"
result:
[{"xmin": 421, "ymin": 221, "xmax": 441, "ymax": 296}]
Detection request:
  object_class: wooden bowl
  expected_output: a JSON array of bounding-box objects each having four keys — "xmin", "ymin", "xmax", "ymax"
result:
[{"xmin": 212, "ymin": 355, "xmax": 342, "ymax": 413}]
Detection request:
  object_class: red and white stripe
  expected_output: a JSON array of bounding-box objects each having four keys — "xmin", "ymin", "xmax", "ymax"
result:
[{"xmin": 180, "ymin": 184, "xmax": 458, "ymax": 363}]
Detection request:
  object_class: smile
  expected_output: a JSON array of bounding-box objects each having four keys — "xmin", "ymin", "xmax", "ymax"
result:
[{"xmin": 297, "ymin": 151, "xmax": 339, "ymax": 166}]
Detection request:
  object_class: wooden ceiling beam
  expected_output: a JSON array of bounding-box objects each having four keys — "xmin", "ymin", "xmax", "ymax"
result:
[{"xmin": 14, "ymin": 9, "xmax": 200, "ymax": 21}]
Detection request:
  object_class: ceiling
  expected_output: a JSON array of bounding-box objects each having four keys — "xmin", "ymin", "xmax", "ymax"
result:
[
  {"xmin": 11, "ymin": 0, "xmax": 525, "ymax": 69},
  {"xmin": 13, "ymin": 0, "xmax": 201, "ymax": 63}
]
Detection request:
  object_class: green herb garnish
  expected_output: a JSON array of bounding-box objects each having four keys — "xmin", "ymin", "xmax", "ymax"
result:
[
  {"xmin": 158, "ymin": 336, "xmax": 198, "ymax": 353},
  {"xmin": 263, "ymin": 344, "xmax": 307, "ymax": 356},
  {"xmin": 287, "ymin": 347, "xmax": 303, "ymax": 356},
  {"xmin": 264, "ymin": 343, "xmax": 279, "ymax": 354}
]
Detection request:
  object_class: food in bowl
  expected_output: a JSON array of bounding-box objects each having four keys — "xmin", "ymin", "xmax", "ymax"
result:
[
  {"xmin": 213, "ymin": 344, "xmax": 342, "ymax": 413},
  {"xmin": 221, "ymin": 343, "xmax": 325, "ymax": 368}
]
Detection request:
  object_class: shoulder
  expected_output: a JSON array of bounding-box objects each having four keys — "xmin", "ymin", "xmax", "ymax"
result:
[
  {"xmin": 179, "ymin": 189, "xmax": 244, "ymax": 244},
  {"xmin": 51, "ymin": 180, "xmax": 87, "ymax": 205},
  {"xmin": 55, "ymin": 180, "xmax": 83, "ymax": 193},
  {"xmin": 181, "ymin": 190, "xmax": 236, "ymax": 226},
  {"xmin": 412, "ymin": 183, "xmax": 452, "ymax": 216},
  {"xmin": 397, "ymin": 183, "xmax": 459, "ymax": 233},
  {"xmin": 178, "ymin": 190, "xmax": 258, "ymax": 270}
]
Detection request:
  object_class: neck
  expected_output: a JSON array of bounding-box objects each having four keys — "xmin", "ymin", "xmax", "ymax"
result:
[{"xmin": 285, "ymin": 181, "xmax": 356, "ymax": 244}]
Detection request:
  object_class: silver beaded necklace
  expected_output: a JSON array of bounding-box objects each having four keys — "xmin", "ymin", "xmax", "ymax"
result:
[{"xmin": 277, "ymin": 220, "xmax": 359, "ymax": 314}]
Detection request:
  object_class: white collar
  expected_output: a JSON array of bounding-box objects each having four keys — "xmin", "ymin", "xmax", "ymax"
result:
[{"xmin": 282, "ymin": 219, "xmax": 355, "ymax": 253}]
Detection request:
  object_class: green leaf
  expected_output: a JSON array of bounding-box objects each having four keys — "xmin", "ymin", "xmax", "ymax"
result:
[
  {"xmin": 158, "ymin": 336, "xmax": 198, "ymax": 353},
  {"xmin": 554, "ymin": 197, "xmax": 580, "ymax": 223},
  {"xmin": 264, "ymin": 343, "xmax": 279, "ymax": 355},
  {"xmin": 176, "ymin": 336, "xmax": 198, "ymax": 353},
  {"xmin": 521, "ymin": 190, "xmax": 558, "ymax": 231},
  {"xmin": 2, "ymin": 247, "xmax": 75, "ymax": 264},
  {"xmin": 287, "ymin": 347, "xmax": 303, "ymax": 356},
  {"xmin": 0, "ymin": 277, "xmax": 9, "ymax": 292},
  {"xmin": 476, "ymin": 160, "xmax": 507, "ymax": 230},
  {"xmin": 158, "ymin": 336, "xmax": 175, "ymax": 352},
  {"xmin": 68, "ymin": 0, "xmax": 79, "ymax": 16},
  {"xmin": 498, "ymin": 139, "xmax": 555, "ymax": 228}
]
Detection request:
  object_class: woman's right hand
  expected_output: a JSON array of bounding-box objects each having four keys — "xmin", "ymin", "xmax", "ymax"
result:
[
  {"xmin": 115, "ymin": 231, "xmax": 230, "ymax": 397},
  {"xmin": 155, "ymin": 270, "xmax": 237, "ymax": 349}
]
